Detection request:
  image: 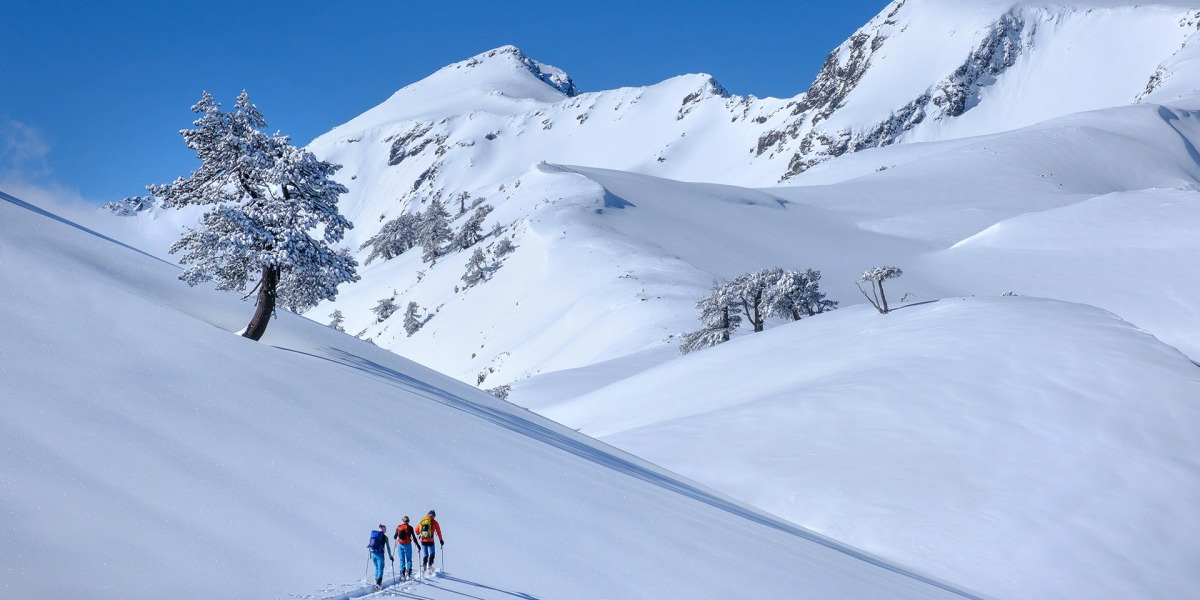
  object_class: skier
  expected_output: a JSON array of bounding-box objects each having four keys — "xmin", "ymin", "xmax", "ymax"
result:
[
  {"xmin": 393, "ymin": 516, "xmax": 419, "ymax": 580},
  {"xmin": 417, "ymin": 510, "xmax": 444, "ymax": 575},
  {"xmin": 367, "ymin": 524, "xmax": 393, "ymax": 591}
]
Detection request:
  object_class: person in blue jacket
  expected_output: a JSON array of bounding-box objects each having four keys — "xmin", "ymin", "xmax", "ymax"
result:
[{"xmin": 368, "ymin": 524, "xmax": 393, "ymax": 591}]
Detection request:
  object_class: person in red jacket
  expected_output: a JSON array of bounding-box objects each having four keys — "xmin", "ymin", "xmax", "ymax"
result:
[
  {"xmin": 393, "ymin": 516, "xmax": 419, "ymax": 580},
  {"xmin": 416, "ymin": 510, "xmax": 444, "ymax": 575}
]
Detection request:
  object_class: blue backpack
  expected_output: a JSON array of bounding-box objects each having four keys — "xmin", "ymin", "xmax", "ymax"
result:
[{"xmin": 368, "ymin": 529, "xmax": 384, "ymax": 552}]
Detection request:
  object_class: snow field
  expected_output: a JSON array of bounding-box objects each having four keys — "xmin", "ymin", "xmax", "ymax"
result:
[{"xmin": 539, "ymin": 298, "xmax": 1200, "ymax": 600}]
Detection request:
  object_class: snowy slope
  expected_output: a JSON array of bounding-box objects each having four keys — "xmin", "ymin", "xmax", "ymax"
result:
[
  {"xmin": 539, "ymin": 298, "xmax": 1200, "ymax": 600},
  {"xmin": 0, "ymin": 191, "xmax": 982, "ymax": 598}
]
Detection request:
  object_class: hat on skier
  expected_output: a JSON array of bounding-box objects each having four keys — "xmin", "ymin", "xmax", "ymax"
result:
[
  {"xmin": 403, "ymin": 516, "xmax": 409, "ymax": 522},
  {"xmin": 428, "ymin": 510, "xmax": 436, "ymax": 517},
  {"xmin": 378, "ymin": 524, "xmax": 386, "ymax": 530}
]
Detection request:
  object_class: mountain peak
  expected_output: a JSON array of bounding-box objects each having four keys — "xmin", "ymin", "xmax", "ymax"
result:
[{"xmin": 451, "ymin": 45, "xmax": 579, "ymax": 97}]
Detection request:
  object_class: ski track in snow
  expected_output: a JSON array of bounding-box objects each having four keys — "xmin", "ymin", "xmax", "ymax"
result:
[{"xmin": 314, "ymin": 573, "xmax": 538, "ymax": 600}]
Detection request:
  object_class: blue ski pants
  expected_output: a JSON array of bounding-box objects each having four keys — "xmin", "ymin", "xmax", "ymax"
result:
[
  {"xmin": 398, "ymin": 544, "xmax": 414, "ymax": 571},
  {"xmin": 371, "ymin": 551, "xmax": 386, "ymax": 580}
]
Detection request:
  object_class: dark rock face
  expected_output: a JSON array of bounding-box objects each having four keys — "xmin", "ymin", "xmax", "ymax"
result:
[
  {"xmin": 678, "ymin": 77, "xmax": 732, "ymax": 121},
  {"xmin": 463, "ymin": 46, "xmax": 580, "ymax": 97},
  {"xmin": 930, "ymin": 14, "xmax": 1026, "ymax": 118},
  {"xmin": 773, "ymin": 9, "xmax": 1029, "ymax": 180},
  {"xmin": 388, "ymin": 123, "xmax": 435, "ymax": 166},
  {"xmin": 754, "ymin": 10, "xmax": 894, "ymax": 161},
  {"xmin": 795, "ymin": 32, "xmax": 879, "ymax": 122}
]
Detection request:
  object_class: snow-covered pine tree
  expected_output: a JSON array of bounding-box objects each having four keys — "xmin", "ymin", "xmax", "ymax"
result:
[
  {"xmin": 151, "ymin": 91, "xmax": 358, "ymax": 341},
  {"xmin": 403, "ymin": 301, "xmax": 423, "ymax": 337},
  {"xmin": 360, "ymin": 212, "xmax": 420, "ymax": 264},
  {"xmin": 328, "ymin": 309, "xmax": 345, "ymax": 332},
  {"xmin": 418, "ymin": 198, "xmax": 452, "ymax": 263},
  {"xmin": 462, "ymin": 247, "xmax": 487, "ymax": 287},
  {"xmin": 679, "ymin": 280, "xmax": 742, "ymax": 354},
  {"xmin": 372, "ymin": 296, "xmax": 399, "ymax": 322},
  {"xmin": 451, "ymin": 204, "xmax": 494, "ymax": 251},
  {"xmin": 858, "ymin": 266, "xmax": 903, "ymax": 314},
  {"xmin": 727, "ymin": 269, "xmax": 777, "ymax": 332},
  {"xmin": 768, "ymin": 268, "xmax": 838, "ymax": 320}
]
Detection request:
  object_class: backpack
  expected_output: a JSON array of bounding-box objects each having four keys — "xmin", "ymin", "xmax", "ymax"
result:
[
  {"xmin": 368, "ymin": 529, "xmax": 384, "ymax": 552},
  {"xmin": 395, "ymin": 524, "xmax": 413, "ymax": 544},
  {"xmin": 418, "ymin": 517, "xmax": 433, "ymax": 540}
]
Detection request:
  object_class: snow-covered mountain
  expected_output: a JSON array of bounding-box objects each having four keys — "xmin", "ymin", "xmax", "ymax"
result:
[
  {"xmin": 89, "ymin": 1, "xmax": 1200, "ymax": 599},
  {"xmin": 298, "ymin": 0, "xmax": 1200, "ymax": 390},
  {"xmin": 311, "ymin": 0, "xmax": 1200, "ymax": 206}
]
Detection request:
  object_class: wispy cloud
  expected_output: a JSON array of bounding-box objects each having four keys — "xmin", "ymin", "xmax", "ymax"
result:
[
  {"xmin": 0, "ymin": 117, "xmax": 94, "ymax": 210},
  {"xmin": 0, "ymin": 116, "xmax": 179, "ymax": 259},
  {"xmin": 0, "ymin": 117, "xmax": 53, "ymax": 181}
]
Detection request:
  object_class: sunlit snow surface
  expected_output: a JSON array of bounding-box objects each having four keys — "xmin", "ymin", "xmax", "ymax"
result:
[
  {"xmin": 0, "ymin": 193, "xmax": 978, "ymax": 598},
  {"xmin": 26, "ymin": 2, "xmax": 1200, "ymax": 599}
]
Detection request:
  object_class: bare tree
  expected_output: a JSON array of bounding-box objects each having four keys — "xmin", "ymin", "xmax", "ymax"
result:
[{"xmin": 857, "ymin": 266, "xmax": 903, "ymax": 314}]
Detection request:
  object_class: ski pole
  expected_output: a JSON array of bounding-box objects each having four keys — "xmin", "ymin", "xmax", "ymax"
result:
[
  {"xmin": 364, "ymin": 550, "xmax": 370, "ymax": 581},
  {"xmin": 441, "ymin": 544, "xmax": 445, "ymax": 574}
]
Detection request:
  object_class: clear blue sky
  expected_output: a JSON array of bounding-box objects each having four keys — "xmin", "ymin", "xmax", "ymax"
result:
[{"xmin": 1, "ymin": 0, "xmax": 887, "ymax": 204}]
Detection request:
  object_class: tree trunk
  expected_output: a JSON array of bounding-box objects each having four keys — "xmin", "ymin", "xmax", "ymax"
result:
[
  {"xmin": 878, "ymin": 281, "xmax": 890, "ymax": 314},
  {"xmin": 752, "ymin": 289, "xmax": 765, "ymax": 332},
  {"xmin": 243, "ymin": 266, "xmax": 279, "ymax": 341}
]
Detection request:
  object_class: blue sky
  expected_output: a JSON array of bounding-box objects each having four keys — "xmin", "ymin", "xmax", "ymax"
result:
[{"xmin": 1, "ymin": 1, "xmax": 886, "ymax": 204}]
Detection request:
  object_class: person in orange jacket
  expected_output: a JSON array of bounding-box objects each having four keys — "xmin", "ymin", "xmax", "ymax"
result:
[
  {"xmin": 417, "ymin": 510, "xmax": 444, "ymax": 574},
  {"xmin": 393, "ymin": 516, "xmax": 419, "ymax": 580}
]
